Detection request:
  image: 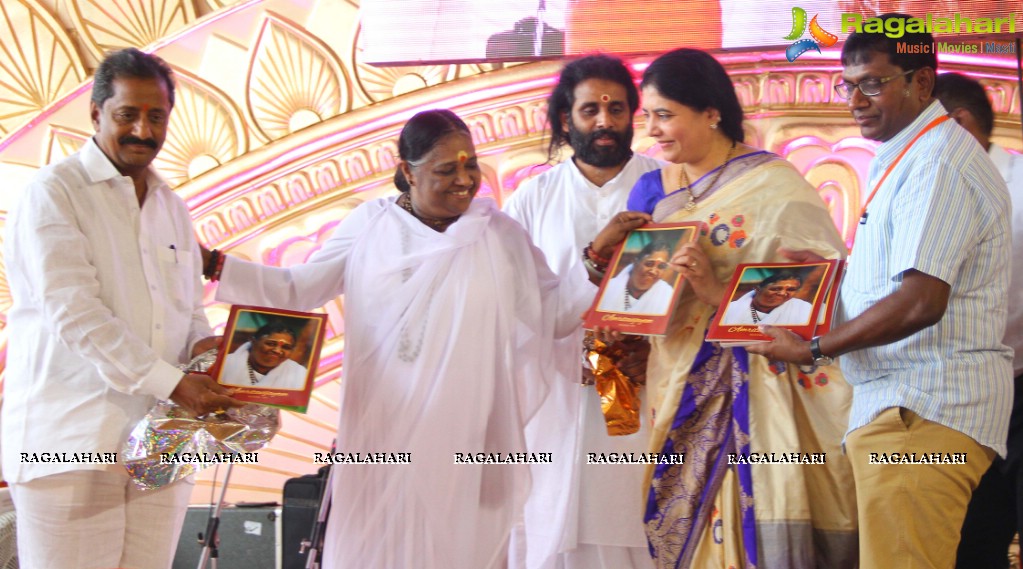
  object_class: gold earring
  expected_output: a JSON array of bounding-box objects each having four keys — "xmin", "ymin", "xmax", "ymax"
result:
[{"xmin": 710, "ymin": 122, "xmax": 718, "ymax": 129}]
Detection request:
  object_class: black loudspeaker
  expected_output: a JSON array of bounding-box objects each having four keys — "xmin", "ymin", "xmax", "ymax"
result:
[
  {"xmin": 173, "ymin": 505, "xmax": 280, "ymax": 569},
  {"xmin": 281, "ymin": 467, "xmax": 329, "ymax": 569}
]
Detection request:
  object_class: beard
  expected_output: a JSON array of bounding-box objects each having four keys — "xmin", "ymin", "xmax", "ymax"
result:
[{"xmin": 568, "ymin": 121, "xmax": 633, "ymax": 168}]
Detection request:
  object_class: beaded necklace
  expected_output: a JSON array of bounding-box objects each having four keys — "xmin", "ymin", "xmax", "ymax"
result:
[
  {"xmin": 247, "ymin": 362, "xmax": 261, "ymax": 385},
  {"xmin": 397, "ymin": 192, "xmax": 459, "ymax": 232}
]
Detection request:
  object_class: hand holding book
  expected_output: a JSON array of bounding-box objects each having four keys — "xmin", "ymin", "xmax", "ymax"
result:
[
  {"xmin": 744, "ymin": 325, "xmax": 816, "ymax": 365},
  {"xmin": 584, "ymin": 222, "xmax": 702, "ymax": 336},
  {"xmin": 669, "ymin": 242, "xmax": 726, "ymax": 308},
  {"xmin": 775, "ymin": 247, "xmax": 828, "ymax": 265},
  {"xmin": 591, "ymin": 211, "xmax": 653, "ymax": 259},
  {"xmin": 705, "ymin": 259, "xmax": 844, "ymax": 347},
  {"xmin": 209, "ymin": 305, "xmax": 328, "ymax": 413}
]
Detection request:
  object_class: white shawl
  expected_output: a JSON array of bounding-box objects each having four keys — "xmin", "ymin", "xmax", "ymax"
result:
[{"xmin": 217, "ymin": 197, "xmax": 591, "ymax": 568}]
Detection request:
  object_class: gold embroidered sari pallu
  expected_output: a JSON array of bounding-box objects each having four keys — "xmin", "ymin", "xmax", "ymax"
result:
[{"xmin": 642, "ymin": 152, "xmax": 858, "ymax": 569}]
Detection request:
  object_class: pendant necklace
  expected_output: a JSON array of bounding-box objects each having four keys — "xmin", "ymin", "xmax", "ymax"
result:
[{"xmin": 678, "ymin": 141, "xmax": 737, "ymax": 212}]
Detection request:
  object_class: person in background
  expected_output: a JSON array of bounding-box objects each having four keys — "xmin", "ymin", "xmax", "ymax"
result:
[
  {"xmin": 934, "ymin": 71, "xmax": 1023, "ymax": 569},
  {"xmin": 502, "ymin": 53, "xmax": 663, "ymax": 569},
  {"xmin": 2, "ymin": 47, "xmax": 239, "ymax": 569},
  {"xmin": 626, "ymin": 47, "xmax": 856, "ymax": 568},
  {"xmin": 204, "ymin": 109, "xmax": 645, "ymax": 569},
  {"xmin": 751, "ymin": 16, "xmax": 1012, "ymax": 569}
]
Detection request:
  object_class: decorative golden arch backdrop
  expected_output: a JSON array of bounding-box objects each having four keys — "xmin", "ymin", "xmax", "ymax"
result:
[{"xmin": 0, "ymin": 0, "xmax": 1019, "ymax": 504}]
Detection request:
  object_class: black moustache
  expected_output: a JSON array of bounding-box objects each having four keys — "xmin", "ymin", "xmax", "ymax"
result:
[
  {"xmin": 588, "ymin": 129, "xmax": 621, "ymax": 145},
  {"xmin": 119, "ymin": 137, "xmax": 158, "ymax": 149}
]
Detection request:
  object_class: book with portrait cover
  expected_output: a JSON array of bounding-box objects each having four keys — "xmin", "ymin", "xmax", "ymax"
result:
[
  {"xmin": 209, "ymin": 305, "xmax": 328, "ymax": 413},
  {"xmin": 813, "ymin": 259, "xmax": 845, "ymax": 336},
  {"xmin": 583, "ymin": 222, "xmax": 701, "ymax": 336},
  {"xmin": 706, "ymin": 259, "xmax": 844, "ymax": 346}
]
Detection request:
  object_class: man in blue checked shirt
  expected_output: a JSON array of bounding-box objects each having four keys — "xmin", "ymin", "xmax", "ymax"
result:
[{"xmin": 749, "ymin": 13, "xmax": 1013, "ymax": 569}]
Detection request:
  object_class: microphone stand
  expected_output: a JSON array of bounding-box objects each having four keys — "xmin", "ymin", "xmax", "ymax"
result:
[
  {"xmin": 533, "ymin": 0, "xmax": 547, "ymax": 57},
  {"xmin": 300, "ymin": 465, "xmax": 334, "ymax": 569},
  {"xmin": 196, "ymin": 462, "xmax": 235, "ymax": 569}
]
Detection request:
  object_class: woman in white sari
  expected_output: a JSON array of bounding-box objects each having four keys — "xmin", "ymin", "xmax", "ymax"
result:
[{"xmin": 205, "ymin": 110, "xmax": 644, "ymax": 569}]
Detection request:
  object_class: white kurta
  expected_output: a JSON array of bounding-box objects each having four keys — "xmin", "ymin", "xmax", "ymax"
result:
[
  {"xmin": 217, "ymin": 196, "xmax": 593, "ymax": 569},
  {"xmin": 720, "ymin": 290, "xmax": 815, "ymax": 325},
  {"xmin": 503, "ymin": 154, "xmax": 663, "ymax": 569},
  {"xmin": 2, "ymin": 138, "xmax": 211, "ymax": 484}
]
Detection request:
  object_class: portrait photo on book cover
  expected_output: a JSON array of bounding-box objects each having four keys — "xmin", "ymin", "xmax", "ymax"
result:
[
  {"xmin": 216, "ymin": 308, "xmax": 322, "ymax": 392},
  {"xmin": 595, "ymin": 226, "xmax": 696, "ymax": 316},
  {"xmin": 719, "ymin": 264, "xmax": 831, "ymax": 326}
]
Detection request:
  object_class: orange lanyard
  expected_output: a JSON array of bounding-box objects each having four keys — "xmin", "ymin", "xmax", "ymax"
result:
[{"xmin": 857, "ymin": 115, "xmax": 950, "ymax": 227}]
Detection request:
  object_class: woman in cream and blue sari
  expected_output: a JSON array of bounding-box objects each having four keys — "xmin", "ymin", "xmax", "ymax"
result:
[{"xmin": 627, "ymin": 48, "xmax": 858, "ymax": 569}]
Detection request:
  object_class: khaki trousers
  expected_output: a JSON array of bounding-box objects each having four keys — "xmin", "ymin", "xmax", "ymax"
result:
[{"xmin": 846, "ymin": 407, "xmax": 995, "ymax": 569}]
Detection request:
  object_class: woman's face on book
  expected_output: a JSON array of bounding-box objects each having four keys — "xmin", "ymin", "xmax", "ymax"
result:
[
  {"xmin": 250, "ymin": 332, "xmax": 295, "ymax": 372},
  {"xmin": 753, "ymin": 279, "xmax": 801, "ymax": 311},
  {"xmin": 629, "ymin": 250, "xmax": 670, "ymax": 293}
]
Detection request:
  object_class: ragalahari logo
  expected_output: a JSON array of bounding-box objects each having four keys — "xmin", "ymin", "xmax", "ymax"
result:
[{"xmin": 784, "ymin": 7, "xmax": 839, "ymax": 61}]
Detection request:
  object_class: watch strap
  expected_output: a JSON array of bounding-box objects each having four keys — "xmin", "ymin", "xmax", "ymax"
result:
[{"xmin": 809, "ymin": 337, "xmax": 824, "ymax": 360}]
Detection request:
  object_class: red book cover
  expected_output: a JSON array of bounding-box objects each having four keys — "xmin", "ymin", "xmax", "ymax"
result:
[
  {"xmin": 814, "ymin": 260, "xmax": 846, "ymax": 336},
  {"xmin": 706, "ymin": 260, "xmax": 842, "ymax": 346},
  {"xmin": 583, "ymin": 222, "xmax": 701, "ymax": 336},
  {"xmin": 209, "ymin": 305, "xmax": 327, "ymax": 413}
]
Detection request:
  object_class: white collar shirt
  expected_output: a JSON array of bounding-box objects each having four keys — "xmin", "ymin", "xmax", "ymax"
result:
[
  {"xmin": 503, "ymin": 154, "xmax": 664, "ymax": 276},
  {"xmin": 838, "ymin": 101, "xmax": 1013, "ymax": 455},
  {"xmin": 2, "ymin": 137, "xmax": 212, "ymax": 483}
]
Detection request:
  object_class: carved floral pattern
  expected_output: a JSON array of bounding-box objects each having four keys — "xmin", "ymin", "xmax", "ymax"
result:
[{"xmin": 0, "ymin": 0, "xmax": 86, "ymax": 136}]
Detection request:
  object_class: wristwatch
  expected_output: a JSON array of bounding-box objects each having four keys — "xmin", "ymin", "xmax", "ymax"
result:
[{"xmin": 809, "ymin": 336, "xmax": 833, "ymax": 367}]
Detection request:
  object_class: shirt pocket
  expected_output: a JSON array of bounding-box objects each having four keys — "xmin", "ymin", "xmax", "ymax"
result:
[{"xmin": 156, "ymin": 244, "xmax": 197, "ymax": 312}]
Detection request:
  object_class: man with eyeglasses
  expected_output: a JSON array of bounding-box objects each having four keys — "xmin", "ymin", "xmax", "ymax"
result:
[{"xmin": 748, "ymin": 13, "xmax": 1012, "ymax": 569}]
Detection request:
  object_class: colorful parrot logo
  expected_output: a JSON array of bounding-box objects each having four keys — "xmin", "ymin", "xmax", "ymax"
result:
[{"xmin": 784, "ymin": 7, "xmax": 838, "ymax": 62}]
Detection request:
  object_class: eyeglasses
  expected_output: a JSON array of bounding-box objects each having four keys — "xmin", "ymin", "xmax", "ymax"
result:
[
  {"xmin": 641, "ymin": 260, "xmax": 669, "ymax": 271},
  {"xmin": 834, "ymin": 69, "xmax": 915, "ymax": 99}
]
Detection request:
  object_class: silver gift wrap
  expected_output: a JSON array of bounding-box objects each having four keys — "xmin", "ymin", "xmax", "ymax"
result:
[{"xmin": 121, "ymin": 350, "xmax": 280, "ymax": 489}]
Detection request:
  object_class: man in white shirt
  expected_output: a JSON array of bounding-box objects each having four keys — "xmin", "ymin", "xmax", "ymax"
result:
[
  {"xmin": 2, "ymin": 48, "xmax": 240, "ymax": 569},
  {"xmin": 504, "ymin": 54, "xmax": 662, "ymax": 569},
  {"xmin": 935, "ymin": 71, "xmax": 1023, "ymax": 569}
]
